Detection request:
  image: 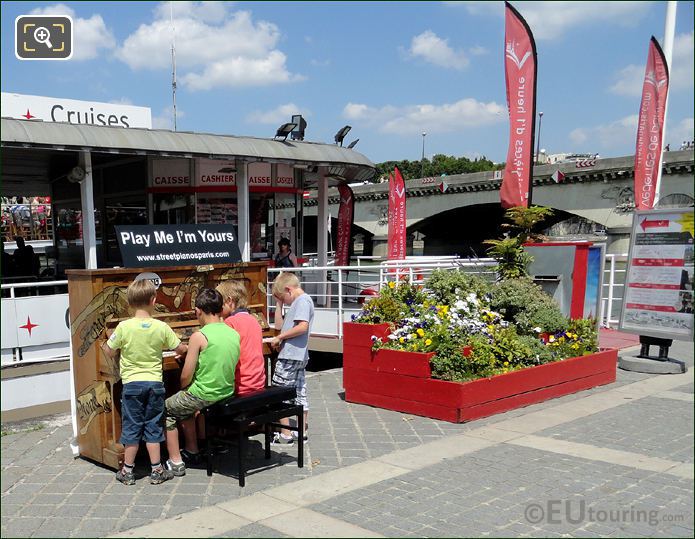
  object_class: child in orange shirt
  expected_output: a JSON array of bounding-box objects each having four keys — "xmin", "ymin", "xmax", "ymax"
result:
[{"xmin": 216, "ymin": 280, "xmax": 266, "ymax": 395}]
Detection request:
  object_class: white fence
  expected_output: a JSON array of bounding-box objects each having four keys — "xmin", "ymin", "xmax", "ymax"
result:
[
  {"xmin": 267, "ymin": 258, "xmax": 498, "ymax": 339},
  {"xmin": 268, "ymin": 253, "xmax": 630, "ymax": 338},
  {"xmin": 0, "ymin": 280, "xmax": 70, "ymax": 365},
  {"xmin": 0, "ymin": 252, "xmax": 629, "ymax": 366}
]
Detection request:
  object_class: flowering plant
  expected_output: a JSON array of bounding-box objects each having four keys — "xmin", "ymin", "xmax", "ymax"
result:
[{"xmin": 352, "ymin": 272, "xmax": 598, "ymax": 383}]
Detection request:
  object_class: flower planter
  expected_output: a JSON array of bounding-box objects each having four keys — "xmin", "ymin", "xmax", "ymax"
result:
[{"xmin": 342, "ymin": 322, "xmax": 618, "ymax": 423}]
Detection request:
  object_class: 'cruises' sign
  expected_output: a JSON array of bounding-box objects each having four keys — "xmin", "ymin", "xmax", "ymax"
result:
[{"xmin": 1, "ymin": 92, "xmax": 152, "ymax": 129}]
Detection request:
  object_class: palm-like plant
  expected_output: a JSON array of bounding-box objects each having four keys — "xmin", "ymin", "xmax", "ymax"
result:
[{"xmin": 485, "ymin": 205, "xmax": 554, "ymax": 279}]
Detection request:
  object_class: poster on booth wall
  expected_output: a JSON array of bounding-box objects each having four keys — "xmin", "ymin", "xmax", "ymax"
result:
[
  {"xmin": 620, "ymin": 208, "xmax": 694, "ymax": 340},
  {"xmin": 583, "ymin": 243, "xmax": 606, "ymax": 323}
]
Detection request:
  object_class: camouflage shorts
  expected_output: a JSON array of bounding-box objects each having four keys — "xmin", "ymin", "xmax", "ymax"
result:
[{"xmin": 165, "ymin": 390, "xmax": 214, "ymax": 430}]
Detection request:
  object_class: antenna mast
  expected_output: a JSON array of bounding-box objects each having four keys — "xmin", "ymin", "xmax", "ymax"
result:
[{"xmin": 170, "ymin": 1, "xmax": 178, "ymax": 131}]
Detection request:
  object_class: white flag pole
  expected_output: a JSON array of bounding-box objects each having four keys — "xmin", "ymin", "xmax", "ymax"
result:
[{"xmin": 654, "ymin": 0, "xmax": 677, "ymax": 206}]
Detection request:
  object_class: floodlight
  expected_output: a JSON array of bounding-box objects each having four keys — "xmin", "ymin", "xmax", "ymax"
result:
[
  {"xmin": 275, "ymin": 122, "xmax": 297, "ymax": 140},
  {"xmin": 290, "ymin": 115, "xmax": 307, "ymax": 141},
  {"xmin": 334, "ymin": 125, "xmax": 352, "ymax": 146},
  {"xmin": 347, "ymin": 139, "xmax": 359, "ymax": 149}
]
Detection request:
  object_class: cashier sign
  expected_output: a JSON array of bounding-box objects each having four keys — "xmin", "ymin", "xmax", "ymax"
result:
[{"xmin": 115, "ymin": 225, "xmax": 242, "ymax": 268}]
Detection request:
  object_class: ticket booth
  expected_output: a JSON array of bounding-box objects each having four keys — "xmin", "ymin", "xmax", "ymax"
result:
[{"xmin": 149, "ymin": 158, "xmax": 303, "ymax": 263}]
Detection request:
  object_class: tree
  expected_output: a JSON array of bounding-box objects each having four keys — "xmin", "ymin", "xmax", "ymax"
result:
[{"xmin": 374, "ymin": 154, "xmax": 503, "ymax": 182}]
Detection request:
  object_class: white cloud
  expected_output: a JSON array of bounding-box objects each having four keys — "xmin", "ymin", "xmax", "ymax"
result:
[
  {"xmin": 667, "ymin": 117, "xmax": 694, "ymax": 147},
  {"xmin": 569, "ymin": 115, "xmax": 638, "ymax": 149},
  {"xmin": 469, "ymin": 45, "xmax": 488, "ymax": 56},
  {"xmin": 343, "ymin": 98, "xmax": 505, "ymax": 135},
  {"xmin": 30, "ymin": 3, "xmax": 116, "ymax": 60},
  {"xmin": 246, "ymin": 103, "xmax": 311, "ymax": 124},
  {"xmin": 152, "ymin": 106, "xmax": 184, "ymax": 130},
  {"xmin": 116, "ymin": 2, "xmax": 302, "ymax": 90},
  {"xmin": 570, "ymin": 115, "xmax": 695, "ymax": 151},
  {"xmin": 408, "ymin": 30, "xmax": 469, "ymax": 70},
  {"xmin": 109, "ymin": 97, "xmax": 133, "ymax": 105},
  {"xmin": 610, "ymin": 32, "xmax": 694, "ymax": 96},
  {"xmin": 449, "ymin": 1, "xmax": 652, "ymax": 40}
]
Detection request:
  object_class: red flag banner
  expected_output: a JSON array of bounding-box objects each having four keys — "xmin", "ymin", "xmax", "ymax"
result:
[
  {"xmin": 634, "ymin": 37, "xmax": 669, "ymax": 210},
  {"xmin": 500, "ymin": 1, "xmax": 537, "ymax": 209},
  {"xmin": 387, "ymin": 172, "xmax": 394, "ymax": 256},
  {"xmin": 336, "ymin": 184, "xmax": 354, "ymax": 266},
  {"xmin": 387, "ymin": 167, "xmax": 407, "ymax": 260}
]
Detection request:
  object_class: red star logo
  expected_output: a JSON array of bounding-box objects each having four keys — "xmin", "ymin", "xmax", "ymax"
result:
[
  {"xmin": 20, "ymin": 316, "xmax": 39, "ymax": 337},
  {"xmin": 22, "ymin": 109, "xmax": 35, "ymax": 120}
]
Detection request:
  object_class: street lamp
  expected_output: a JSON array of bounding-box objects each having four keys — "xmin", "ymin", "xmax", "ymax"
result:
[
  {"xmin": 535, "ymin": 112, "xmax": 544, "ymax": 164},
  {"xmin": 421, "ymin": 132, "xmax": 427, "ymax": 178}
]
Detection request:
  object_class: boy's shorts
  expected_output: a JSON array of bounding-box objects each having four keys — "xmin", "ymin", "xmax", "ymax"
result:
[
  {"xmin": 120, "ymin": 381, "xmax": 166, "ymax": 445},
  {"xmin": 272, "ymin": 358, "xmax": 309, "ymax": 410},
  {"xmin": 165, "ymin": 390, "xmax": 215, "ymax": 430}
]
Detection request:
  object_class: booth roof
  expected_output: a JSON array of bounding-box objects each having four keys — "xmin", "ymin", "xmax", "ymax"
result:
[{"xmin": 0, "ymin": 117, "xmax": 375, "ymax": 183}]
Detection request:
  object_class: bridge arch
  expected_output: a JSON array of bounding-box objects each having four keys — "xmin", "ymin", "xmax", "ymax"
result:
[{"xmin": 408, "ymin": 203, "xmax": 608, "ymax": 257}]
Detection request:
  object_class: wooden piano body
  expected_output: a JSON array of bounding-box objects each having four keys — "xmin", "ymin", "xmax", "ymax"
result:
[{"xmin": 66, "ymin": 262, "xmax": 275, "ymax": 470}]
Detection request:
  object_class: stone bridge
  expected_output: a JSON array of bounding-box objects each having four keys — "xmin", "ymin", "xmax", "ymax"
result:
[{"xmin": 303, "ymin": 150, "xmax": 694, "ymax": 255}]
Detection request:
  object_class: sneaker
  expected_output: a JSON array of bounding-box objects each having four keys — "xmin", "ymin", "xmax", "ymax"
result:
[
  {"xmin": 180, "ymin": 449, "xmax": 202, "ymax": 466},
  {"xmin": 115, "ymin": 468, "xmax": 135, "ymax": 486},
  {"xmin": 271, "ymin": 433, "xmax": 294, "ymax": 446},
  {"xmin": 291, "ymin": 430, "xmax": 308, "ymax": 442},
  {"xmin": 150, "ymin": 466, "xmax": 174, "ymax": 484},
  {"xmin": 166, "ymin": 459, "xmax": 186, "ymax": 477}
]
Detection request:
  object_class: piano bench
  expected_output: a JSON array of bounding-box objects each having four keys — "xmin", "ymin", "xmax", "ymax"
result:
[{"xmin": 200, "ymin": 386, "xmax": 303, "ymax": 487}]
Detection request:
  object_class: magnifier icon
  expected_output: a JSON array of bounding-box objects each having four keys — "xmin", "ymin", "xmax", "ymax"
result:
[{"xmin": 33, "ymin": 26, "xmax": 53, "ymax": 49}]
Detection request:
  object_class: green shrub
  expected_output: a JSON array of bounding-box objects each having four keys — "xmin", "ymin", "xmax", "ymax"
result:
[
  {"xmin": 425, "ymin": 269, "xmax": 492, "ymax": 306},
  {"xmin": 353, "ymin": 280, "xmax": 431, "ymax": 325},
  {"xmin": 489, "ymin": 278, "xmax": 568, "ymax": 335}
]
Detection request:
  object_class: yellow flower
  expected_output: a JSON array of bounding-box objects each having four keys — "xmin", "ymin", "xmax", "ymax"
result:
[
  {"xmin": 399, "ymin": 337, "xmax": 405, "ymax": 343},
  {"xmin": 425, "ymin": 338, "xmax": 432, "ymax": 346},
  {"xmin": 410, "ymin": 333, "xmax": 417, "ymax": 339},
  {"xmin": 388, "ymin": 281, "xmax": 395, "ymax": 289},
  {"xmin": 548, "ymin": 336, "xmax": 555, "ymax": 342},
  {"xmin": 416, "ymin": 328, "xmax": 425, "ymax": 337},
  {"xmin": 487, "ymin": 325, "xmax": 494, "ymax": 332},
  {"xmin": 571, "ymin": 343, "xmax": 579, "ymax": 350},
  {"xmin": 559, "ymin": 336, "xmax": 565, "ymax": 343},
  {"xmin": 503, "ymin": 361, "xmax": 509, "ymax": 367}
]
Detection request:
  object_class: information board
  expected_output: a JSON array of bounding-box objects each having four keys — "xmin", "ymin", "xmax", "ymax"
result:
[
  {"xmin": 619, "ymin": 208, "xmax": 694, "ymax": 340},
  {"xmin": 115, "ymin": 224, "xmax": 241, "ymax": 268}
]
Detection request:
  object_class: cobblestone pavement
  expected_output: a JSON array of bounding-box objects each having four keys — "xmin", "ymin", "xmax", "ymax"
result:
[{"xmin": 2, "ymin": 341, "xmax": 693, "ymax": 538}]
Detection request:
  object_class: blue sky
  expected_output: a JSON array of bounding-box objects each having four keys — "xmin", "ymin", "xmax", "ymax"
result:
[{"xmin": 2, "ymin": 1, "xmax": 693, "ymax": 164}]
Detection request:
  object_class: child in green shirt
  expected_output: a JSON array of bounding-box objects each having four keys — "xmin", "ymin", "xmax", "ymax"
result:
[
  {"xmin": 102, "ymin": 278, "xmax": 187, "ymax": 485},
  {"xmin": 165, "ymin": 288, "xmax": 240, "ymax": 476}
]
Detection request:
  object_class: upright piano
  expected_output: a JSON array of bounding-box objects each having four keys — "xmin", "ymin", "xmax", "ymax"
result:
[{"xmin": 66, "ymin": 262, "xmax": 275, "ymax": 470}]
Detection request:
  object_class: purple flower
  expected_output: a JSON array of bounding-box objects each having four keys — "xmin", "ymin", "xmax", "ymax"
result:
[{"xmin": 351, "ymin": 314, "xmax": 357, "ymax": 321}]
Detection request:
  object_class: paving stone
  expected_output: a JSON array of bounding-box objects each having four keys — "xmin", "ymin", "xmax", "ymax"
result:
[
  {"xmin": 0, "ymin": 516, "xmax": 46, "ymax": 536},
  {"xmin": 2, "ymin": 363, "xmax": 694, "ymax": 538},
  {"xmin": 309, "ymin": 443, "xmax": 694, "ymax": 538},
  {"xmin": 537, "ymin": 396, "xmax": 694, "ymax": 463}
]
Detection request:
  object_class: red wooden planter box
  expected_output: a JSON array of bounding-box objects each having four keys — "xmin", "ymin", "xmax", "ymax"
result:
[{"xmin": 342, "ymin": 322, "xmax": 618, "ymax": 423}]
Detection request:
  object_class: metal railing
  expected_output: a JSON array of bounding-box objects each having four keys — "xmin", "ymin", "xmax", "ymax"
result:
[
  {"xmin": 267, "ymin": 258, "xmax": 497, "ymax": 338},
  {"xmin": 268, "ymin": 253, "xmax": 630, "ymax": 338},
  {"xmin": 1, "ymin": 279, "xmax": 69, "ymax": 298}
]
